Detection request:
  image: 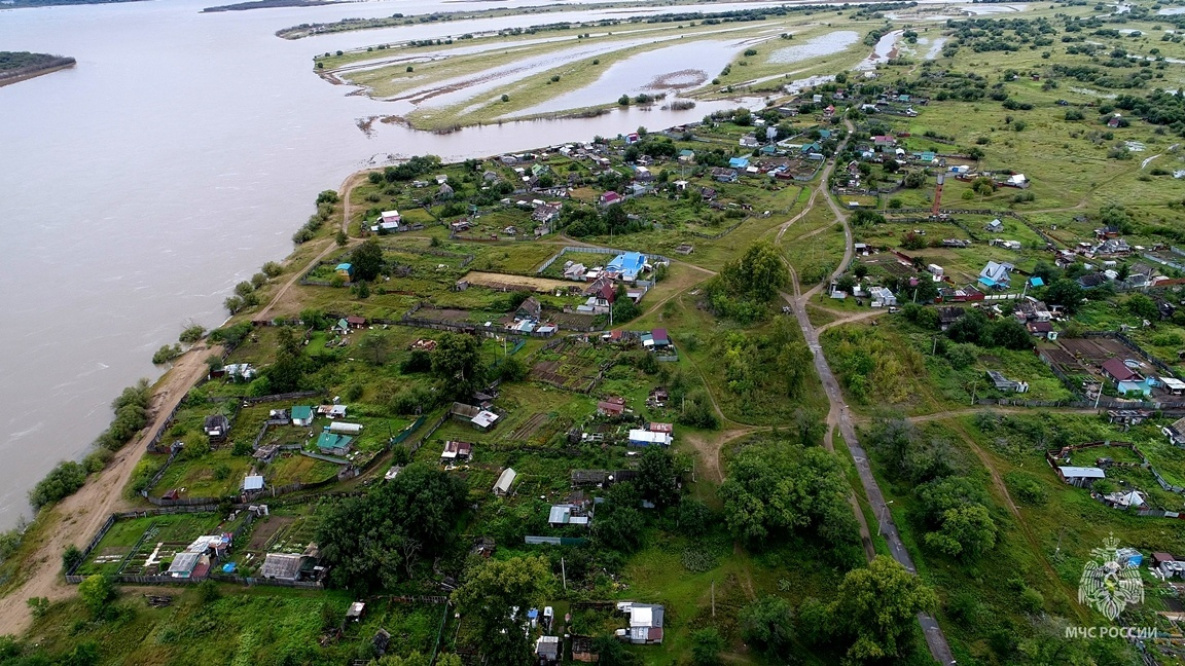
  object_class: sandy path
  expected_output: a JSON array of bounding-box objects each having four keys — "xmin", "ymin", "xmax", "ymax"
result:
[
  {"xmin": 0, "ymin": 343, "xmax": 219, "ymax": 636},
  {"xmin": 254, "ymin": 171, "xmax": 370, "ymax": 323}
]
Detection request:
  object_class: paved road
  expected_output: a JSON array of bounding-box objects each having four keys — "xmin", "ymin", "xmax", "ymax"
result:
[{"xmin": 782, "ymin": 118, "xmax": 956, "ymax": 665}]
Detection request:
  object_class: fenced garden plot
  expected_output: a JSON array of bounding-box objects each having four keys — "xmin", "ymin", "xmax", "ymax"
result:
[{"xmin": 528, "ymin": 340, "xmax": 611, "ymax": 393}]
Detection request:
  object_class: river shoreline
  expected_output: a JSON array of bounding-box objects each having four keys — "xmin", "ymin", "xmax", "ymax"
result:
[{"xmin": 0, "ymin": 58, "xmax": 76, "ymax": 88}]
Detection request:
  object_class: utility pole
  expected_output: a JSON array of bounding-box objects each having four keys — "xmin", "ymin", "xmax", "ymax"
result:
[
  {"xmin": 711, "ymin": 581, "xmax": 716, "ymax": 617},
  {"xmin": 561, "ymin": 558, "xmax": 567, "ymax": 591},
  {"xmin": 970, "ymin": 381, "xmax": 977, "ymax": 406}
]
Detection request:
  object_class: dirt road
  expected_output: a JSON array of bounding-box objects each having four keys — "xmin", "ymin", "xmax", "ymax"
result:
[
  {"xmin": 254, "ymin": 171, "xmax": 370, "ymax": 323},
  {"xmin": 0, "ymin": 343, "xmax": 219, "ymax": 636}
]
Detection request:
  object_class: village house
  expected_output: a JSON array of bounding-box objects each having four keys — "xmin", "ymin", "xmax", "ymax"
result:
[
  {"xmin": 616, "ymin": 602, "xmax": 664, "ymax": 645},
  {"xmin": 371, "ymin": 210, "xmax": 401, "ymax": 233},
  {"xmin": 1152, "ymin": 552, "xmax": 1185, "ymax": 579},
  {"xmin": 978, "ymin": 261, "xmax": 1014, "ymax": 289},
  {"xmin": 532, "ymin": 202, "xmax": 562, "ymax": 226},
  {"xmin": 563, "ymin": 262, "xmax": 587, "ymax": 281},
  {"xmin": 599, "ymin": 191, "xmax": 622, "ymax": 206},
  {"xmin": 316, "ymin": 432, "xmax": 353, "ymax": 456},
  {"xmin": 598, "ymin": 397, "xmax": 626, "ymax": 417},
  {"xmin": 1101, "ymin": 358, "xmax": 1141, "ymax": 384},
  {"xmin": 1026, "ymin": 321, "xmax": 1057, "ymax": 340},
  {"xmin": 441, "ymin": 440, "xmax": 473, "ymax": 463},
  {"xmin": 710, "ymin": 167, "xmax": 737, "ymax": 183},
  {"xmin": 605, "ymin": 252, "xmax": 647, "ymax": 283}
]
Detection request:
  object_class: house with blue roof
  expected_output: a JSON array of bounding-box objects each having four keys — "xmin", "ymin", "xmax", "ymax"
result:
[
  {"xmin": 818, "ymin": 129, "xmax": 832, "ymax": 140},
  {"xmin": 606, "ymin": 252, "xmax": 647, "ymax": 282},
  {"xmin": 728, "ymin": 157, "xmax": 749, "ymax": 169}
]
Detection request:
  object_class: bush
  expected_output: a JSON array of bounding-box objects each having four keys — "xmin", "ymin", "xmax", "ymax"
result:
[
  {"xmin": 29, "ymin": 461, "xmax": 87, "ymax": 510},
  {"xmin": 179, "ymin": 324, "xmax": 206, "ymax": 344},
  {"xmin": 152, "ymin": 344, "xmax": 183, "ymax": 365},
  {"xmin": 261, "ymin": 261, "xmax": 283, "ymax": 277},
  {"xmin": 62, "ymin": 544, "xmax": 84, "ymax": 573}
]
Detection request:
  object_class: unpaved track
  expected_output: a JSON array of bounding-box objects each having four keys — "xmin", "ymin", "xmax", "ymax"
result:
[
  {"xmin": 0, "ymin": 343, "xmax": 218, "ymax": 636},
  {"xmin": 254, "ymin": 172, "xmax": 369, "ymax": 323},
  {"xmin": 779, "ymin": 118, "xmax": 954, "ymax": 665}
]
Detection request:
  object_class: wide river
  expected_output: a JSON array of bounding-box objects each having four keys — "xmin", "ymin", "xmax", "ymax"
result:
[{"xmin": 0, "ymin": 0, "xmax": 767, "ymax": 529}]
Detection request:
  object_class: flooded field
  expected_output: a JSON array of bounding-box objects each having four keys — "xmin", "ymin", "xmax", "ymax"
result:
[{"xmin": 508, "ymin": 39, "xmax": 739, "ymax": 117}]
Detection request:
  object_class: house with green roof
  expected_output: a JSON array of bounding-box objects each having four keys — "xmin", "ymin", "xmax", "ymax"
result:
[
  {"xmin": 317, "ymin": 432, "xmax": 354, "ymax": 456},
  {"xmin": 291, "ymin": 406, "xmax": 313, "ymax": 427}
]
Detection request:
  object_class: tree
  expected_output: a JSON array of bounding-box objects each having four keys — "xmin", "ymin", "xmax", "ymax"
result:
[
  {"xmin": 350, "ymin": 238, "xmax": 384, "ymax": 281},
  {"xmin": 452, "ymin": 556, "xmax": 554, "ymax": 664},
  {"xmin": 989, "ymin": 318, "xmax": 1034, "ymax": 350},
  {"xmin": 740, "ymin": 596, "xmax": 795, "ymax": 658},
  {"xmin": 1126, "ymin": 293, "xmax": 1159, "ymax": 321},
  {"xmin": 1044, "ymin": 278, "xmax": 1085, "ymax": 315},
  {"xmin": 62, "ymin": 544, "xmax": 84, "ymax": 573},
  {"xmin": 690, "ymin": 628, "xmax": 725, "ymax": 666},
  {"xmin": 635, "ymin": 447, "xmax": 681, "ymax": 509},
  {"xmin": 837, "ymin": 275, "xmax": 857, "ymax": 294},
  {"xmin": 317, "ymin": 463, "xmax": 468, "ymax": 592},
  {"xmin": 718, "ymin": 241, "xmax": 788, "ymax": 303},
  {"xmin": 358, "ymin": 332, "xmax": 392, "ymax": 365},
  {"xmin": 593, "ymin": 482, "xmax": 646, "ymax": 553},
  {"xmin": 830, "ymin": 556, "xmax": 938, "ymax": 662},
  {"xmin": 431, "ymin": 332, "xmax": 485, "ymax": 398},
  {"xmin": 720, "ymin": 440, "xmax": 858, "ymax": 548},
  {"xmin": 78, "ymin": 574, "xmax": 115, "ymax": 618},
  {"xmin": 923, "ymin": 504, "xmax": 997, "ymax": 559},
  {"xmin": 29, "ymin": 461, "xmax": 87, "ymax": 510},
  {"xmin": 266, "ymin": 326, "xmax": 308, "ymax": 393}
]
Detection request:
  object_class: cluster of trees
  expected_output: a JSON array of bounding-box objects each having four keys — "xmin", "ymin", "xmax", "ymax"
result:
[
  {"xmin": 943, "ymin": 308, "xmax": 1033, "ymax": 351},
  {"xmin": 824, "ymin": 325, "xmax": 926, "ymax": 403},
  {"xmin": 316, "ymin": 463, "xmax": 468, "ymax": 592},
  {"xmin": 561, "ymin": 203, "xmax": 648, "ymax": 238},
  {"xmin": 866, "ymin": 419, "xmax": 998, "ymax": 561},
  {"xmin": 704, "ymin": 242, "xmax": 788, "ymax": 322},
  {"xmin": 292, "ymin": 190, "xmax": 341, "ymax": 244},
  {"xmin": 94, "ymin": 380, "xmax": 152, "ymax": 452},
  {"xmin": 28, "ymin": 461, "xmax": 87, "ymax": 511},
  {"xmin": 719, "ymin": 439, "xmax": 861, "ymax": 555},
  {"xmin": 712, "ymin": 318, "xmax": 813, "ymax": 410},
  {"xmin": 738, "ymin": 556, "xmax": 939, "ymax": 663}
]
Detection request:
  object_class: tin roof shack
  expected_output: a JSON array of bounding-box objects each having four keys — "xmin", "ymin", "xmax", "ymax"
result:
[
  {"xmin": 260, "ymin": 553, "xmax": 304, "ymax": 581},
  {"xmin": 1056, "ymin": 466, "xmax": 1106, "ymax": 488},
  {"xmin": 535, "ymin": 636, "xmax": 561, "ymax": 665},
  {"xmin": 628, "ymin": 429, "xmax": 672, "ymax": 447},
  {"xmin": 548, "ymin": 505, "xmax": 591, "ymax": 527},
  {"xmin": 616, "ymin": 602, "xmax": 664, "ymax": 644}
]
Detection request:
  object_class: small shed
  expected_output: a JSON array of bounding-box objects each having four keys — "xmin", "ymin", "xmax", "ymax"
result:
[
  {"xmin": 1058, "ymin": 466, "xmax": 1106, "ymax": 488},
  {"xmin": 242, "ymin": 475, "xmax": 264, "ymax": 492},
  {"xmin": 204, "ymin": 414, "xmax": 230, "ymax": 443},
  {"xmin": 336, "ymin": 263, "xmax": 355, "ymax": 281},
  {"xmin": 628, "ymin": 429, "xmax": 672, "ymax": 447},
  {"xmin": 493, "ymin": 468, "xmax": 517, "ymax": 496}
]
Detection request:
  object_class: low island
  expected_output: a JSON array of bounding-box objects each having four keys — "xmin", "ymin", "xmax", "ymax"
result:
[{"xmin": 0, "ymin": 52, "xmax": 76, "ymax": 87}]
